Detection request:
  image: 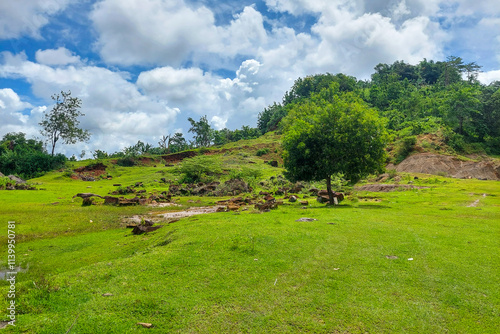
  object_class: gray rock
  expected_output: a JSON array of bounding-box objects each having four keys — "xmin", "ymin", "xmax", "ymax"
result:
[
  {"xmin": 295, "ymin": 218, "xmax": 318, "ymax": 222},
  {"xmin": 7, "ymin": 175, "xmax": 26, "ymax": 184}
]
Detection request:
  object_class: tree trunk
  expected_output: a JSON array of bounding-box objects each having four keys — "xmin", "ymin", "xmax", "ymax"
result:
[{"xmin": 326, "ymin": 175, "xmax": 335, "ymax": 205}]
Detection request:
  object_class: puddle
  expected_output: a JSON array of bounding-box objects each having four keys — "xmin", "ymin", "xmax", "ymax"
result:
[{"xmin": 0, "ymin": 265, "xmax": 29, "ymax": 280}]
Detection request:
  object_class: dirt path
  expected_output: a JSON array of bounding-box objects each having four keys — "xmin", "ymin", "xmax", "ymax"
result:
[
  {"xmin": 123, "ymin": 206, "xmax": 225, "ymax": 224},
  {"xmin": 467, "ymin": 194, "xmax": 487, "ymax": 207}
]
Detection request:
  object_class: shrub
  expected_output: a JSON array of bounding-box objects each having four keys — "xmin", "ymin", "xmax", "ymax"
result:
[
  {"xmin": 178, "ymin": 155, "xmax": 222, "ymax": 183},
  {"xmin": 116, "ymin": 157, "xmax": 135, "ymax": 167},
  {"xmin": 256, "ymin": 148, "xmax": 270, "ymax": 156},
  {"xmin": 394, "ymin": 135, "xmax": 416, "ymax": 164}
]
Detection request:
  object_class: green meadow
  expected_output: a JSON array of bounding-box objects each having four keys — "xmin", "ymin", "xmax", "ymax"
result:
[{"xmin": 1, "ymin": 145, "xmax": 499, "ymax": 333}]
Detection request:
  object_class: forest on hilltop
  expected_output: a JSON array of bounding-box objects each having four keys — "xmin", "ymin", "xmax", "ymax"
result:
[{"xmin": 258, "ymin": 57, "xmax": 500, "ymax": 161}]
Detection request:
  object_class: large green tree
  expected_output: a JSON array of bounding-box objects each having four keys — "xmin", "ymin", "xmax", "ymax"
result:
[
  {"xmin": 282, "ymin": 84, "xmax": 388, "ymax": 205},
  {"xmin": 39, "ymin": 91, "xmax": 90, "ymax": 156}
]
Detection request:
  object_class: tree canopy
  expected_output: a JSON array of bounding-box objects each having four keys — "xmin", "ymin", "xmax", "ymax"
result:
[
  {"xmin": 281, "ymin": 84, "xmax": 388, "ymax": 204},
  {"xmin": 39, "ymin": 91, "xmax": 90, "ymax": 156}
]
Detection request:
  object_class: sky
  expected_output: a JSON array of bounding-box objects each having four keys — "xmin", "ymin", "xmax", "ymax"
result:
[{"xmin": 1, "ymin": 0, "xmax": 500, "ymax": 157}]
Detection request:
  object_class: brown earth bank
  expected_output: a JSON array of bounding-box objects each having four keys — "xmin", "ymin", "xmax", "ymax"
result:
[{"xmin": 390, "ymin": 153, "xmax": 500, "ymax": 180}]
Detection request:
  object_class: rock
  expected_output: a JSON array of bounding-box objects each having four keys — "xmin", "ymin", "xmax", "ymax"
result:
[
  {"xmin": 289, "ymin": 195, "xmax": 298, "ymax": 203},
  {"xmin": 7, "ymin": 175, "xmax": 26, "ymax": 184},
  {"xmin": 73, "ymin": 193, "xmax": 104, "ymax": 199},
  {"xmin": 295, "ymin": 218, "xmax": 318, "ymax": 222},
  {"xmin": 102, "ymin": 293, "xmax": 114, "ymax": 297},
  {"xmin": 299, "ymin": 200, "xmax": 308, "ymax": 205},
  {"xmin": 132, "ymin": 224, "xmax": 163, "ymax": 234},
  {"xmin": 113, "ymin": 184, "xmax": 122, "ymax": 187},
  {"xmin": 269, "ymin": 161, "xmax": 278, "ymax": 167},
  {"xmin": 316, "ymin": 192, "xmax": 344, "ymax": 204},
  {"xmin": 137, "ymin": 323, "xmax": 153, "ymax": 328},
  {"xmin": 103, "ymin": 196, "xmax": 119, "ymax": 205}
]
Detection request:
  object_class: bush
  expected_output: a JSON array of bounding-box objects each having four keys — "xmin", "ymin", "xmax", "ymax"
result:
[
  {"xmin": 178, "ymin": 155, "xmax": 222, "ymax": 183},
  {"xmin": 116, "ymin": 157, "xmax": 135, "ymax": 167},
  {"xmin": 484, "ymin": 136, "xmax": 500, "ymax": 155},
  {"xmin": 394, "ymin": 136, "xmax": 416, "ymax": 164},
  {"xmin": 256, "ymin": 148, "xmax": 270, "ymax": 156},
  {"xmin": 0, "ymin": 151, "xmax": 67, "ymax": 179}
]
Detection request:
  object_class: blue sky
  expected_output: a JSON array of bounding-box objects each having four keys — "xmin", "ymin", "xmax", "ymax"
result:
[{"xmin": 1, "ymin": 0, "xmax": 500, "ymax": 156}]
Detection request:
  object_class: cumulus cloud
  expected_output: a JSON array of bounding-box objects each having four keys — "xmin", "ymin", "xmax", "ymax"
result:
[
  {"xmin": 0, "ymin": 0, "xmax": 70, "ymax": 39},
  {"xmin": 0, "ymin": 88, "xmax": 41, "ymax": 137},
  {"xmin": 90, "ymin": 0, "xmax": 218, "ymax": 66},
  {"xmin": 478, "ymin": 70, "xmax": 500, "ymax": 84},
  {"xmin": 35, "ymin": 47, "xmax": 81, "ymax": 66},
  {"xmin": 0, "ymin": 51, "xmax": 178, "ymax": 155},
  {"xmin": 91, "ymin": 0, "xmax": 271, "ymax": 67}
]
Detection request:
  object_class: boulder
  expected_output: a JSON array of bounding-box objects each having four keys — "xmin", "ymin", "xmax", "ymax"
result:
[
  {"xmin": 289, "ymin": 195, "xmax": 298, "ymax": 203},
  {"xmin": 7, "ymin": 175, "xmax": 26, "ymax": 184}
]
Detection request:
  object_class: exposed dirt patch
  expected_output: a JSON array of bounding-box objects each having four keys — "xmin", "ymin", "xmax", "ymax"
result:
[
  {"xmin": 355, "ymin": 184, "xmax": 428, "ymax": 192},
  {"xmin": 154, "ymin": 206, "xmax": 225, "ymax": 219},
  {"xmin": 162, "ymin": 151, "xmax": 198, "ymax": 164},
  {"xmin": 393, "ymin": 153, "xmax": 500, "ymax": 180},
  {"xmin": 123, "ymin": 206, "xmax": 224, "ymax": 225},
  {"xmin": 74, "ymin": 162, "xmax": 108, "ymax": 180}
]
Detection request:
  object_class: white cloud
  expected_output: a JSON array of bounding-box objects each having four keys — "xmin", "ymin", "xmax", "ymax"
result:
[
  {"xmin": 90, "ymin": 0, "xmax": 218, "ymax": 66},
  {"xmin": 0, "ymin": 88, "xmax": 32, "ymax": 112},
  {"xmin": 0, "ymin": 52, "xmax": 178, "ymax": 155},
  {"xmin": 0, "ymin": 0, "xmax": 70, "ymax": 39},
  {"xmin": 478, "ymin": 70, "xmax": 500, "ymax": 84},
  {"xmin": 91, "ymin": 0, "xmax": 271, "ymax": 67},
  {"xmin": 35, "ymin": 47, "xmax": 81, "ymax": 66},
  {"xmin": 0, "ymin": 88, "xmax": 41, "ymax": 138}
]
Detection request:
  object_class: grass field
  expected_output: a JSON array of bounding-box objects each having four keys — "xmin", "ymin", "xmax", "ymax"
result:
[{"xmin": 1, "ymin": 146, "xmax": 499, "ymax": 333}]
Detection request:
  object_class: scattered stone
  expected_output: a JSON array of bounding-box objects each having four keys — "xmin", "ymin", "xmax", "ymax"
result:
[
  {"xmin": 7, "ymin": 175, "xmax": 26, "ymax": 184},
  {"xmin": 385, "ymin": 255, "xmax": 398, "ymax": 259},
  {"xmin": 137, "ymin": 322, "xmax": 153, "ymax": 328},
  {"xmin": 295, "ymin": 218, "xmax": 318, "ymax": 222},
  {"xmin": 102, "ymin": 293, "xmax": 114, "ymax": 297},
  {"xmin": 113, "ymin": 184, "xmax": 122, "ymax": 187},
  {"xmin": 132, "ymin": 224, "xmax": 164, "ymax": 235},
  {"xmin": 289, "ymin": 195, "xmax": 298, "ymax": 203},
  {"xmin": 299, "ymin": 200, "xmax": 308, "ymax": 205}
]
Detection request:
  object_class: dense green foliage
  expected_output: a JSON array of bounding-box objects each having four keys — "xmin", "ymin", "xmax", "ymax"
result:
[
  {"xmin": 258, "ymin": 57, "xmax": 500, "ymax": 155},
  {"xmin": 177, "ymin": 154, "xmax": 223, "ymax": 183},
  {"xmin": 0, "ymin": 132, "xmax": 67, "ymax": 179},
  {"xmin": 281, "ymin": 84, "xmax": 388, "ymax": 203}
]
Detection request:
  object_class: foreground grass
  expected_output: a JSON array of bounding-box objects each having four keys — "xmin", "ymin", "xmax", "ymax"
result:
[{"xmin": 1, "ymin": 171, "xmax": 499, "ymax": 333}]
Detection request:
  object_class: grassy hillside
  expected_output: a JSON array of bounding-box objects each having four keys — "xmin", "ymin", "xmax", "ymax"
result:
[{"xmin": 1, "ymin": 136, "xmax": 499, "ymax": 333}]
